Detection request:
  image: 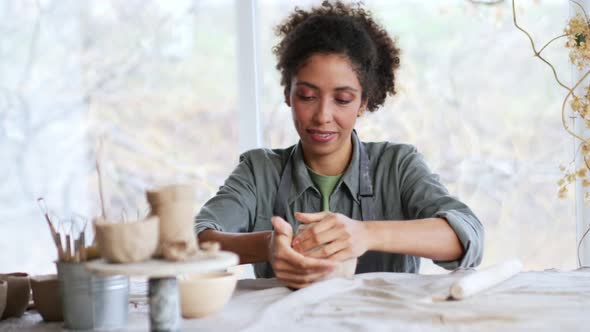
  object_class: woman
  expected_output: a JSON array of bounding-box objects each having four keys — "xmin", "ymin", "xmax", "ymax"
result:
[{"xmin": 196, "ymin": 1, "xmax": 483, "ymax": 289}]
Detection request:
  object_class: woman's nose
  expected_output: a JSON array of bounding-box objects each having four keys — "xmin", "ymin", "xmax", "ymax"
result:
[{"xmin": 312, "ymin": 98, "xmax": 333, "ymax": 124}]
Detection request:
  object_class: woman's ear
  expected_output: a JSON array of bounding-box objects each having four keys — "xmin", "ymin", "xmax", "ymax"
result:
[{"xmin": 357, "ymin": 100, "xmax": 368, "ymax": 117}]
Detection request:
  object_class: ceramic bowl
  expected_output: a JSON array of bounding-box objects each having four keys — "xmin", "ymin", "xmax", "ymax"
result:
[
  {"xmin": 178, "ymin": 272, "xmax": 237, "ymax": 318},
  {"xmin": 0, "ymin": 280, "xmax": 7, "ymax": 319},
  {"xmin": 0, "ymin": 273, "xmax": 31, "ymax": 319},
  {"xmin": 94, "ymin": 216, "xmax": 159, "ymax": 263},
  {"xmin": 30, "ymin": 274, "xmax": 62, "ymax": 322}
]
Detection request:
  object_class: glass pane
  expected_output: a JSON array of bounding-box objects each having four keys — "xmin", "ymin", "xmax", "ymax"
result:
[
  {"xmin": 258, "ymin": 0, "xmax": 575, "ymax": 272},
  {"xmin": 0, "ymin": 0, "xmax": 238, "ymax": 274}
]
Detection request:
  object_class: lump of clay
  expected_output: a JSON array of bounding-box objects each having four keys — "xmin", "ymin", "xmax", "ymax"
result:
[
  {"xmin": 200, "ymin": 241, "xmax": 221, "ymax": 254},
  {"xmin": 296, "ymin": 224, "xmax": 356, "ymax": 280},
  {"xmin": 161, "ymin": 240, "xmax": 197, "ymax": 261}
]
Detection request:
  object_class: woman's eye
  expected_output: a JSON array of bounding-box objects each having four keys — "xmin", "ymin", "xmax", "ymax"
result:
[
  {"xmin": 335, "ymin": 99, "xmax": 352, "ymax": 105},
  {"xmin": 298, "ymin": 95, "xmax": 315, "ymax": 101}
]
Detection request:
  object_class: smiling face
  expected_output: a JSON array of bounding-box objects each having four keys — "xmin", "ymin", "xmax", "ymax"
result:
[{"xmin": 286, "ymin": 53, "xmax": 366, "ymax": 171}]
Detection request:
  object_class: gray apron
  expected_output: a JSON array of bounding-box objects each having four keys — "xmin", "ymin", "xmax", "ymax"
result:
[{"xmin": 256, "ymin": 131, "xmax": 383, "ymax": 278}]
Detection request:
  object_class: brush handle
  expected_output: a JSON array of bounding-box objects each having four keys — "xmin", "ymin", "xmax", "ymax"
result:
[
  {"xmin": 65, "ymin": 235, "xmax": 72, "ymax": 261},
  {"xmin": 79, "ymin": 232, "xmax": 86, "ymax": 262},
  {"xmin": 55, "ymin": 233, "xmax": 66, "ymax": 261}
]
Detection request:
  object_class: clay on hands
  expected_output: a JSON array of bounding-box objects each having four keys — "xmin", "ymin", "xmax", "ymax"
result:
[{"xmin": 296, "ymin": 224, "xmax": 356, "ymax": 280}]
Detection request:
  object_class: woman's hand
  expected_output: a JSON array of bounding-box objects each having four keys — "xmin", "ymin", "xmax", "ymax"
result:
[
  {"xmin": 292, "ymin": 211, "xmax": 370, "ymax": 261},
  {"xmin": 269, "ymin": 216, "xmax": 335, "ymax": 289}
]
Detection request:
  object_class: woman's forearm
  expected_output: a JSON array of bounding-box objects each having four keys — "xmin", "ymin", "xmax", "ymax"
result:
[
  {"xmin": 365, "ymin": 218, "xmax": 464, "ymax": 261},
  {"xmin": 198, "ymin": 229, "xmax": 273, "ymax": 264}
]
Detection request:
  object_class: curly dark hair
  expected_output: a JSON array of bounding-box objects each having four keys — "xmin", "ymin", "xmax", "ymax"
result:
[{"xmin": 273, "ymin": 0, "xmax": 400, "ymax": 112}]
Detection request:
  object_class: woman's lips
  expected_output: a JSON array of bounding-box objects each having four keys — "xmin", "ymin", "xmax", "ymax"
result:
[{"xmin": 307, "ymin": 129, "xmax": 337, "ymax": 143}]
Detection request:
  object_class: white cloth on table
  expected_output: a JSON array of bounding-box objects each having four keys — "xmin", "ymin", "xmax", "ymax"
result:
[{"xmin": 2, "ymin": 268, "xmax": 589, "ymax": 332}]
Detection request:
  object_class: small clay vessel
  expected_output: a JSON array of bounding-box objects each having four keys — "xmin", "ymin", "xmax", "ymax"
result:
[
  {"xmin": 94, "ymin": 216, "xmax": 159, "ymax": 263},
  {"xmin": 147, "ymin": 185, "xmax": 198, "ymax": 261},
  {"xmin": 0, "ymin": 280, "xmax": 7, "ymax": 319},
  {"xmin": 0, "ymin": 272, "xmax": 31, "ymax": 319},
  {"xmin": 146, "ymin": 184, "xmax": 195, "ymax": 209},
  {"xmin": 30, "ymin": 274, "xmax": 63, "ymax": 322}
]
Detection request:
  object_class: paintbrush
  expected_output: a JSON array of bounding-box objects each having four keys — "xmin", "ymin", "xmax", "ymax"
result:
[{"xmin": 37, "ymin": 198, "xmax": 66, "ymax": 261}]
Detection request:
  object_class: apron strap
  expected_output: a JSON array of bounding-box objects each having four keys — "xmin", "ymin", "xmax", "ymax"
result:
[
  {"xmin": 256, "ymin": 147, "xmax": 295, "ymax": 278},
  {"xmin": 272, "ymin": 147, "xmax": 295, "ymax": 220},
  {"xmin": 355, "ymin": 138, "xmax": 381, "ymax": 273},
  {"xmin": 357, "ymin": 139, "xmax": 375, "ymax": 221}
]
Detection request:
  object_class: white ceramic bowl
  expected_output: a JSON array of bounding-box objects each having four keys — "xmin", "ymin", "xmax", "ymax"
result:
[{"xmin": 178, "ymin": 272, "xmax": 237, "ymax": 319}]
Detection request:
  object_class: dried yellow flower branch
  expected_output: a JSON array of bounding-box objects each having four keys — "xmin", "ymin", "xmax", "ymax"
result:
[
  {"xmin": 513, "ymin": 0, "xmax": 590, "ymax": 197},
  {"xmin": 513, "ymin": 0, "xmax": 590, "ymax": 267}
]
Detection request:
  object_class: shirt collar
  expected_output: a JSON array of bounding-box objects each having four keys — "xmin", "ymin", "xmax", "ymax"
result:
[{"xmin": 288, "ymin": 130, "xmax": 361, "ymax": 205}]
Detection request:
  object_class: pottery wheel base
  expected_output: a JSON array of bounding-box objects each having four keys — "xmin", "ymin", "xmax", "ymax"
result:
[{"xmin": 149, "ymin": 277, "xmax": 180, "ymax": 332}]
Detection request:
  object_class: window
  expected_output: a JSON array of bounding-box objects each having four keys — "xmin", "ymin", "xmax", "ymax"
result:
[
  {"xmin": 0, "ymin": 0, "xmax": 576, "ymax": 275},
  {"xmin": 0, "ymin": 0, "xmax": 239, "ymax": 274}
]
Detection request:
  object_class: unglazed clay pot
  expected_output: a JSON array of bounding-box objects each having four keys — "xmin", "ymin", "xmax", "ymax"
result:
[
  {"xmin": 156, "ymin": 202, "xmax": 198, "ymax": 260},
  {"xmin": 94, "ymin": 216, "xmax": 159, "ymax": 263},
  {"xmin": 146, "ymin": 184, "xmax": 195, "ymax": 209},
  {"xmin": 296, "ymin": 224, "xmax": 356, "ymax": 280},
  {"xmin": 0, "ymin": 273, "xmax": 31, "ymax": 319},
  {"xmin": 147, "ymin": 185, "xmax": 197, "ymax": 261},
  {"xmin": 178, "ymin": 272, "xmax": 237, "ymax": 318},
  {"xmin": 30, "ymin": 274, "xmax": 62, "ymax": 322},
  {"xmin": 0, "ymin": 280, "xmax": 7, "ymax": 319}
]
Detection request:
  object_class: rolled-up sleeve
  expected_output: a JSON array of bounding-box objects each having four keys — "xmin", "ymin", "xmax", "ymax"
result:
[
  {"xmin": 398, "ymin": 145, "xmax": 484, "ymax": 269},
  {"xmin": 195, "ymin": 152, "xmax": 257, "ymax": 235}
]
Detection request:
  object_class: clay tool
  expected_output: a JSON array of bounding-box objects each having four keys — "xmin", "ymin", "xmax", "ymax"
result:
[{"xmin": 96, "ymin": 138, "xmax": 107, "ymax": 220}]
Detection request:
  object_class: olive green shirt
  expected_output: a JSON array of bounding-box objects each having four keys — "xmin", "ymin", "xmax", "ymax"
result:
[{"xmin": 195, "ymin": 133, "xmax": 484, "ymax": 278}]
